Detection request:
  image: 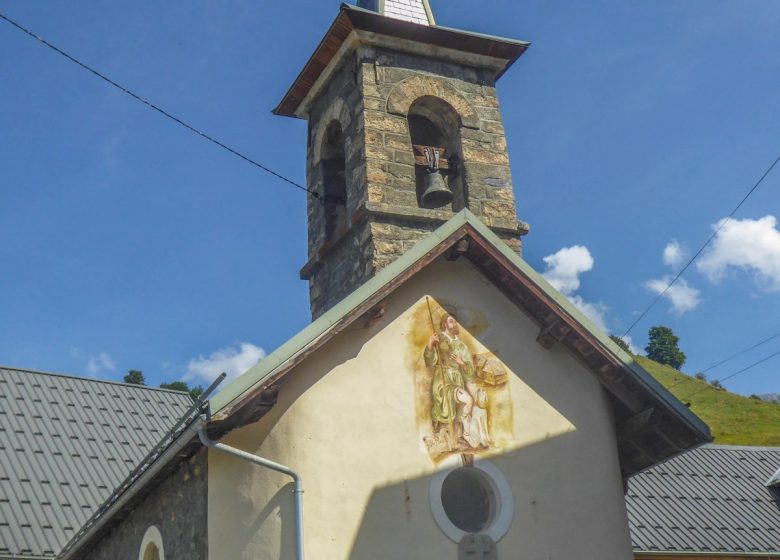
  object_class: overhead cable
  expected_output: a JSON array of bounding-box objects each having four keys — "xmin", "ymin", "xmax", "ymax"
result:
[
  {"xmin": 666, "ymin": 331, "xmax": 780, "ymax": 391},
  {"xmin": 622, "ymin": 152, "xmax": 780, "ymax": 338},
  {"xmin": 0, "ymin": 12, "xmax": 319, "ymax": 200},
  {"xmin": 679, "ymin": 348, "xmax": 780, "ymax": 402}
]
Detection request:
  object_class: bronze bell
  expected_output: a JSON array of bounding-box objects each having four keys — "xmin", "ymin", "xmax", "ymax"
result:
[{"xmin": 421, "ymin": 169, "xmax": 453, "ymax": 208}]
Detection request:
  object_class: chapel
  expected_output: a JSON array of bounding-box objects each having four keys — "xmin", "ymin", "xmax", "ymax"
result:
[{"xmin": 43, "ymin": 2, "xmax": 713, "ymax": 559}]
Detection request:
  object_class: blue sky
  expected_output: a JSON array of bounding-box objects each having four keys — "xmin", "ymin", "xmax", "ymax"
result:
[{"xmin": 1, "ymin": 0, "xmax": 779, "ymax": 396}]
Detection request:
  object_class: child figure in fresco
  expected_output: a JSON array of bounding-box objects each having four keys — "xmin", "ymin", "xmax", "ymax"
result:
[{"xmin": 424, "ymin": 314, "xmax": 491, "ymax": 451}]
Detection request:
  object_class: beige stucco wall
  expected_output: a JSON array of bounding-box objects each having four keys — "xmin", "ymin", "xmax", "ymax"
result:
[{"xmin": 208, "ymin": 256, "xmax": 633, "ymax": 560}]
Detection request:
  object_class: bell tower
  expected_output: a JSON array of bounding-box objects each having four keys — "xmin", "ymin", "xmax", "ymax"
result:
[{"xmin": 274, "ymin": 1, "xmax": 530, "ymax": 318}]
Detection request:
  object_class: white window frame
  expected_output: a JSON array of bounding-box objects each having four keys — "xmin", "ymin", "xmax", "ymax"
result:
[
  {"xmin": 429, "ymin": 458, "xmax": 514, "ymax": 543},
  {"xmin": 138, "ymin": 525, "xmax": 165, "ymax": 560}
]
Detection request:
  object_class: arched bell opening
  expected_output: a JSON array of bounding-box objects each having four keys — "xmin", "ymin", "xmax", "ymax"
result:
[
  {"xmin": 320, "ymin": 120, "xmax": 348, "ymax": 242},
  {"xmin": 407, "ymin": 96, "xmax": 466, "ymax": 211}
]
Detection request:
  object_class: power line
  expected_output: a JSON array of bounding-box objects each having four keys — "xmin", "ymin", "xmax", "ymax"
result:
[
  {"xmin": 622, "ymin": 152, "xmax": 780, "ymax": 338},
  {"xmin": 679, "ymin": 348, "xmax": 780, "ymax": 402},
  {"xmin": 0, "ymin": 11, "xmax": 320, "ymax": 201},
  {"xmin": 666, "ymin": 331, "xmax": 780, "ymax": 391}
]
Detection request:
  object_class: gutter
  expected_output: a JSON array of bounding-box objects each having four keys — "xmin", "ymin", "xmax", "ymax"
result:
[{"xmin": 197, "ymin": 428, "xmax": 305, "ymax": 560}]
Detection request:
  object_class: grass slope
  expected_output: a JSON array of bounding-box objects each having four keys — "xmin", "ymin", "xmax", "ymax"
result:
[{"xmin": 636, "ymin": 356, "xmax": 780, "ymax": 447}]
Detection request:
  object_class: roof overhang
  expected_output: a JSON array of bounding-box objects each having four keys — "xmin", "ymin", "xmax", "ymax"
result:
[
  {"xmin": 273, "ymin": 4, "xmax": 530, "ymax": 118},
  {"xmin": 208, "ymin": 209, "xmax": 711, "ymax": 477}
]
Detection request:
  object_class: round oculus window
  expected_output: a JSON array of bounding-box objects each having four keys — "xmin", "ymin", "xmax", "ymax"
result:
[
  {"xmin": 440, "ymin": 467, "xmax": 495, "ymax": 533},
  {"xmin": 429, "ymin": 459, "xmax": 513, "ymax": 542}
]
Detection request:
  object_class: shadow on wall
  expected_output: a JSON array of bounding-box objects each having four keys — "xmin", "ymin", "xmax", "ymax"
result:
[
  {"xmin": 209, "ymin": 479, "xmax": 297, "ymax": 560},
  {"xmin": 347, "ymin": 430, "xmax": 631, "ymax": 560}
]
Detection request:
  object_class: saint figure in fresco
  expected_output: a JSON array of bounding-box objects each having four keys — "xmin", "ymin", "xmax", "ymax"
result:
[{"xmin": 424, "ymin": 314, "xmax": 492, "ymax": 451}]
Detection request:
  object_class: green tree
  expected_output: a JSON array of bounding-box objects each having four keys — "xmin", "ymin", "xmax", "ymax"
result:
[
  {"xmin": 160, "ymin": 381, "xmax": 205, "ymax": 401},
  {"xmin": 123, "ymin": 370, "xmax": 146, "ymax": 385},
  {"xmin": 645, "ymin": 326, "xmax": 686, "ymax": 369},
  {"xmin": 609, "ymin": 335, "xmax": 631, "ymax": 353}
]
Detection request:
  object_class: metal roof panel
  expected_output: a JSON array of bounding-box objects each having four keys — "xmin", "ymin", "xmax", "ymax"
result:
[
  {"xmin": 0, "ymin": 366, "xmax": 192, "ymax": 558},
  {"xmin": 628, "ymin": 444, "xmax": 780, "ymax": 554}
]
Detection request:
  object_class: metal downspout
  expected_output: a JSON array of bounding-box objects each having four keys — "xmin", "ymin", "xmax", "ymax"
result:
[{"xmin": 197, "ymin": 427, "xmax": 304, "ymax": 560}]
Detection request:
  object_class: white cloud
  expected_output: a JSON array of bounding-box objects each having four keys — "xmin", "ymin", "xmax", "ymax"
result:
[
  {"xmin": 542, "ymin": 245, "xmax": 594, "ymax": 295},
  {"xmin": 70, "ymin": 348, "xmax": 116, "ymax": 377},
  {"xmin": 183, "ymin": 342, "xmax": 265, "ymax": 385},
  {"xmin": 663, "ymin": 239, "xmax": 686, "ymax": 268},
  {"xmin": 568, "ymin": 294, "xmax": 609, "ymax": 332},
  {"xmin": 697, "ymin": 215, "xmax": 780, "ymax": 291},
  {"xmin": 618, "ymin": 335, "xmax": 642, "ymax": 355},
  {"xmin": 85, "ymin": 352, "xmax": 116, "ymax": 376},
  {"xmin": 645, "ymin": 276, "xmax": 701, "ymax": 314},
  {"xmin": 542, "ymin": 245, "xmax": 610, "ymax": 332}
]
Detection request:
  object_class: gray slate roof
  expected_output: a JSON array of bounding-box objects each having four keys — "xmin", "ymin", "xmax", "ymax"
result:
[
  {"xmin": 0, "ymin": 366, "xmax": 192, "ymax": 559},
  {"xmin": 357, "ymin": 0, "xmax": 433, "ymax": 25},
  {"xmin": 627, "ymin": 444, "xmax": 780, "ymax": 555}
]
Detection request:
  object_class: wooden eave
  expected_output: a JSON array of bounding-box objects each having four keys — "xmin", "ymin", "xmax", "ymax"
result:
[
  {"xmin": 273, "ymin": 4, "xmax": 530, "ymax": 118},
  {"xmin": 207, "ymin": 212, "xmax": 710, "ymax": 477}
]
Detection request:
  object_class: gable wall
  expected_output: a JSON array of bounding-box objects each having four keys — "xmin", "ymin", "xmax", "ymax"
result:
[
  {"xmin": 208, "ymin": 256, "xmax": 633, "ymax": 560},
  {"xmin": 81, "ymin": 450, "xmax": 207, "ymax": 560}
]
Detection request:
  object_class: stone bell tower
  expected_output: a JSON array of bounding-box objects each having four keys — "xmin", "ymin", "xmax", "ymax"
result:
[{"xmin": 274, "ymin": 1, "xmax": 530, "ymax": 318}]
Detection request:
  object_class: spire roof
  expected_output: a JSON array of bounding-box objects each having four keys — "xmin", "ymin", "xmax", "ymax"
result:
[{"xmin": 357, "ymin": 0, "xmax": 435, "ymax": 26}]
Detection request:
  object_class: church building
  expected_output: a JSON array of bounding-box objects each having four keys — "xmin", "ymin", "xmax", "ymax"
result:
[{"xmin": 51, "ymin": 1, "xmax": 712, "ymax": 558}]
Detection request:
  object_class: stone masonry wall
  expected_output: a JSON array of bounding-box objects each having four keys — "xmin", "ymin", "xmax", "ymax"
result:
[
  {"xmin": 80, "ymin": 450, "xmax": 207, "ymax": 560},
  {"xmin": 303, "ymin": 41, "xmax": 524, "ymax": 318},
  {"xmin": 304, "ymin": 51, "xmax": 376, "ymax": 318}
]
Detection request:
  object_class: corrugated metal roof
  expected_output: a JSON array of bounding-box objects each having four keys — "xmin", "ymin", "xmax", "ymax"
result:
[
  {"xmin": 0, "ymin": 366, "xmax": 192, "ymax": 559},
  {"xmin": 627, "ymin": 444, "xmax": 780, "ymax": 555}
]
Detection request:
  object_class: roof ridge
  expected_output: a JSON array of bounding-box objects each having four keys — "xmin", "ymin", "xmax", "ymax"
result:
[{"xmin": 0, "ymin": 364, "xmax": 192, "ymax": 397}]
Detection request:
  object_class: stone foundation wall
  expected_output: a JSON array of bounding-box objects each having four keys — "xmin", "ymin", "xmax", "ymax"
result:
[{"xmin": 80, "ymin": 450, "xmax": 207, "ymax": 560}]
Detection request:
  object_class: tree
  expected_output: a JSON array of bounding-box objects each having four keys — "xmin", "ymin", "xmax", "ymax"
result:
[
  {"xmin": 645, "ymin": 326, "xmax": 686, "ymax": 369},
  {"xmin": 694, "ymin": 372, "xmax": 707, "ymax": 381},
  {"xmin": 160, "ymin": 381, "xmax": 205, "ymax": 401},
  {"xmin": 609, "ymin": 335, "xmax": 630, "ymax": 353},
  {"xmin": 123, "ymin": 370, "xmax": 146, "ymax": 385},
  {"xmin": 159, "ymin": 381, "xmax": 189, "ymax": 393}
]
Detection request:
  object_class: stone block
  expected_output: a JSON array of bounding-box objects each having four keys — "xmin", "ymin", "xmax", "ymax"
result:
[
  {"xmin": 394, "ymin": 150, "xmax": 416, "ymax": 166},
  {"xmin": 366, "ymin": 144, "xmax": 395, "ymax": 162},
  {"xmin": 364, "ymin": 129, "xmax": 384, "ymax": 146},
  {"xmin": 475, "ymin": 106, "xmax": 502, "ymax": 122},
  {"xmin": 363, "ymin": 110, "xmax": 409, "ymax": 134},
  {"xmin": 462, "ymin": 144, "xmax": 510, "ymax": 165},
  {"xmin": 363, "ymin": 97, "xmax": 385, "ymax": 111},
  {"xmin": 482, "ymin": 200, "xmax": 517, "ymax": 222},
  {"xmin": 384, "ymin": 133, "xmax": 411, "ymax": 151},
  {"xmin": 383, "ymin": 187, "xmax": 419, "ymax": 207},
  {"xmin": 385, "ymin": 162, "xmax": 415, "ymax": 181},
  {"xmin": 481, "ymin": 120, "xmax": 505, "ymax": 135}
]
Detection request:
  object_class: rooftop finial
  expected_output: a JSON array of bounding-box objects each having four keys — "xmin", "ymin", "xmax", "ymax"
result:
[{"xmin": 357, "ymin": 0, "xmax": 435, "ymax": 26}]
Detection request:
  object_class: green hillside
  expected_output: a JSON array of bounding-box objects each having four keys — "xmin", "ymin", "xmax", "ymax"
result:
[{"xmin": 636, "ymin": 356, "xmax": 780, "ymax": 447}]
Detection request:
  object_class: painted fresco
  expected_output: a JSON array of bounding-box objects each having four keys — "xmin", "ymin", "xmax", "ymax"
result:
[{"xmin": 407, "ymin": 296, "xmax": 513, "ymax": 463}]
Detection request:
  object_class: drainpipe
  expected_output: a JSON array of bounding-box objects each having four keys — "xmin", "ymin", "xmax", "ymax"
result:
[{"xmin": 197, "ymin": 427, "xmax": 304, "ymax": 560}]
